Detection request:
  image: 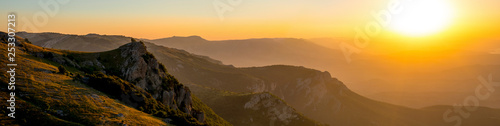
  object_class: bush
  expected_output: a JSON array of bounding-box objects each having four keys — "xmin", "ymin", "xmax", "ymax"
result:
[
  {"xmin": 72, "ymin": 73, "xmax": 83, "ymax": 81},
  {"xmin": 161, "ymin": 75, "xmax": 180, "ymax": 90},
  {"xmin": 58, "ymin": 65, "xmax": 67, "ymax": 74},
  {"xmin": 24, "ymin": 38, "xmax": 32, "ymax": 44},
  {"xmin": 142, "ymin": 52, "xmax": 155, "ymax": 63},
  {"xmin": 159, "ymin": 63, "xmax": 167, "ymax": 72},
  {"xmin": 81, "ymin": 66, "xmax": 97, "ymax": 73},
  {"xmin": 86, "ymin": 73, "xmax": 128, "ymax": 97}
]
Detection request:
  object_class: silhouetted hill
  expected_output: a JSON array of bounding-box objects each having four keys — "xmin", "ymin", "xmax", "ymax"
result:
[
  {"xmin": 149, "ymin": 37, "xmax": 346, "ymax": 69},
  {"xmin": 147, "ymin": 35, "xmax": 500, "ymax": 109},
  {"xmin": 17, "ymin": 31, "xmax": 131, "ymax": 52}
]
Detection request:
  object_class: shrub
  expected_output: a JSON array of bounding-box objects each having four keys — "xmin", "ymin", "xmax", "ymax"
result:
[
  {"xmin": 86, "ymin": 73, "xmax": 128, "ymax": 97},
  {"xmin": 58, "ymin": 65, "xmax": 67, "ymax": 74},
  {"xmin": 161, "ymin": 75, "xmax": 180, "ymax": 90},
  {"xmin": 141, "ymin": 52, "xmax": 155, "ymax": 63},
  {"xmin": 24, "ymin": 38, "xmax": 32, "ymax": 44},
  {"xmin": 72, "ymin": 73, "xmax": 83, "ymax": 81},
  {"xmin": 159, "ymin": 63, "xmax": 167, "ymax": 72},
  {"xmin": 81, "ymin": 66, "xmax": 97, "ymax": 73}
]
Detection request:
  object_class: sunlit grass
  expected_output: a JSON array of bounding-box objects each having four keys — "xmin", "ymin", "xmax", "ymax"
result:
[{"xmin": 0, "ymin": 40, "xmax": 167, "ymax": 125}]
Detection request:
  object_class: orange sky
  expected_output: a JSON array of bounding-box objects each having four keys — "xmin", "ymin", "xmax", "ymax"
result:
[{"xmin": 0, "ymin": 0, "xmax": 499, "ymax": 42}]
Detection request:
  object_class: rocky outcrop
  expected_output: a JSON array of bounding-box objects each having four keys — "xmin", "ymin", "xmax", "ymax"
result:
[
  {"xmin": 25, "ymin": 40, "xmax": 203, "ymax": 122},
  {"xmin": 243, "ymin": 93, "xmax": 299, "ymax": 125},
  {"xmin": 99, "ymin": 42, "xmax": 200, "ymax": 117},
  {"xmin": 116, "ymin": 42, "xmax": 165, "ymax": 98}
]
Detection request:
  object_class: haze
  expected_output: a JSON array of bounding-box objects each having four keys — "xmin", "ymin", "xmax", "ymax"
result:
[{"xmin": 2, "ymin": 0, "xmax": 500, "ymax": 110}]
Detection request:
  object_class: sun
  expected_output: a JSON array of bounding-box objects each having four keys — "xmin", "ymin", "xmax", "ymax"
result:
[{"xmin": 390, "ymin": 0, "xmax": 455, "ymax": 37}]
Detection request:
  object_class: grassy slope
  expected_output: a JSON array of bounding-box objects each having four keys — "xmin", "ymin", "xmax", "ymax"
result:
[
  {"xmin": 0, "ymin": 40, "xmax": 167, "ymax": 125},
  {"xmin": 63, "ymin": 42, "xmax": 231, "ymax": 126},
  {"xmin": 15, "ymin": 32, "xmax": 500, "ymax": 126}
]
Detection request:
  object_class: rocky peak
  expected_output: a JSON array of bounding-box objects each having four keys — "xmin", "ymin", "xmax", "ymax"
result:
[
  {"xmin": 109, "ymin": 42, "xmax": 200, "ymax": 117},
  {"xmin": 118, "ymin": 41, "xmax": 147, "ymax": 58},
  {"xmin": 23, "ymin": 39, "xmax": 204, "ymax": 122}
]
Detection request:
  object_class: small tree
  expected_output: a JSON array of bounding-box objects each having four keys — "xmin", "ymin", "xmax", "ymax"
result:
[
  {"xmin": 58, "ymin": 65, "xmax": 67, "ymax": 74},
  {"xmin": 131, "ymin": 38, "xmax": 137, "ymax": 42},
  {"xmin": 72, "ymin": 73, "xmax": 83, "ymax": 81},
  {"xmin": 24, "ymin": 38, "xmax": 32, "ymax": 44}
]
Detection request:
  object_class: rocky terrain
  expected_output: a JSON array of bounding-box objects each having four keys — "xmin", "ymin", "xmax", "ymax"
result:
[
  {"xmin": 188, "ymin": 84, "xmax": 320, "ymax": 126},
  {"xmin": 0, "ymin": 32, "xmax": 230, "ymax": 125},
  {"xmin": 17, "ymin": 32, "xmax": 320, "ymax": 125}
]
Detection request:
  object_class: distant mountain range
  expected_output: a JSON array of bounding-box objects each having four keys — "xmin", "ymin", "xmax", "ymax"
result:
[
  {"xmin": 12, "ymin": 31, "xmax": 500, "ymax": 126},
  {"xmin": 7, "ymin": 33, "xmax": 500, "ymax": 126},
  {"xmin": 145, "ymin": 34, "xmax": 500, "ymax": 109}
]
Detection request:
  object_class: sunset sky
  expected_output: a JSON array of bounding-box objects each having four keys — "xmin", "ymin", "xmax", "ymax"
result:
[{"xmin": 1, "ymin": 0, "xmax": 499, "ymax": 43}]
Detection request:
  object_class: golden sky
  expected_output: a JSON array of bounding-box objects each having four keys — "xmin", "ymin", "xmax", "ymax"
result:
[{"xmin": 1, "ymin": 0, "xmax": 499, "ymax": 42}]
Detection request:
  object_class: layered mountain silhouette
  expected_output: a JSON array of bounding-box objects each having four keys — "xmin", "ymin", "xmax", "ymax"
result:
[
  {"xmin": 147, "ymin": 35, "xmax": 500, "ymax": 109},
  {"xmin": 11, "ymin": 32, "xmax": 500, "ymax": 126}
]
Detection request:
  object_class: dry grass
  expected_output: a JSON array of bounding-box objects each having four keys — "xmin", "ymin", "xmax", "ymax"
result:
[{"xmin": 0, "ymin": 41, "xmax": 167, "ymax": 125}]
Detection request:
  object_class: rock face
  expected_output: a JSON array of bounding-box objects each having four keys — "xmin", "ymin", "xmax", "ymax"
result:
[
  {"xmin": 117, "ymin": 42, "xmax": 165, "ymax": 98},
  {"xmin": 26, "ymin": 40, "xmax": 202, "ymax": 121},
  {"xmin": 243, "ymin": 93, "xmax": 299, "ymax": 125},
  {"xmin": 239, "ymin": 66, "xmax": 348, "ymax": 124},
  {"xmin": 188, "ymin": 82, "xmax": 320, "ymax": 126},
  {"xmin": 101, "ymin": 42, "xmax": 198, "ymax": 116}
]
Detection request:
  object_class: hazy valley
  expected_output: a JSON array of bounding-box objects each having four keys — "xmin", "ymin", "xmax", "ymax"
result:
[{"xmin": 145, "ymin": 35, "xmax": 500, "ymax": 109}]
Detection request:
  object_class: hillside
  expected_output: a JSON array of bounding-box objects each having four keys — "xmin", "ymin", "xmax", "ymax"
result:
[
  {"xmin": 16, "ymin": 32, "xmax": 500, "ymax": 126},
  {"xmin": 0, "ymin": 32, "xmax": 230, "ymax": 126},
  {"xmin": 187, "ymin": 84, "xmax": 320, "ymax": 126},
  {"xmin": 16, "ymin": 32, "xmax": 131, "ymax": 52},
  {"xmin": 147, "ymin": 35, "xmax": 500, "ymax": 109},
  {"xmin": 16, "ymin": 32, "xmax": 319, "ymax": 125},
  {"xmin": 145, "ymin": 43, "xmax": 424, "ymax": 125},
  {"xmin": 148, "ymin": 37, "xmax": 346, "ymax": 70}
]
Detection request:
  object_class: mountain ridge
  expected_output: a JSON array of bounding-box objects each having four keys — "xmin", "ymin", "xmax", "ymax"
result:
[
  {"xmin": 15, "ymin": 31, "xmax": 500, "ymax": 126},
  {"xmin": 1, "ymin": 32, "xmax": 231, "ymax": 125}
]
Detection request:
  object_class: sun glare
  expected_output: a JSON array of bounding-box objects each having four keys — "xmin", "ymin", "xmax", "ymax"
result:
[{"xmin": 390, "ymin": 0, "xmax": 454, "ymax": 37}]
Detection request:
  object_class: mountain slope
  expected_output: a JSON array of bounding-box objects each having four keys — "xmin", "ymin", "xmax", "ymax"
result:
[
  {"xmin": 148, "ymin": 37, "xmax": 345, "ymax": 69},
  {"xmin": 0, "ymin": 32, "xmax": 230, "ymax": 126},
  {"xmin": 16, "ymin": 31, "xmax": 131, "ymax": 52},
  {"xmin": 148, "ymin": 35, "xmax": 500, "ymax": 109},
  {"xmin": 0, "ymin": 33, "xmax": 165, "ymax": 125},
  {"xmin": 122, "ymin": 38, "xmax": 500, "ymax": 126},
  {"xmin": 16, "ymin": 32, "xmax": 500, "ymax": 126},
  {"xmin": 137, "ymin": 38, "xmax": 500, "ymax": 126},
  {"xmin": 17, "ymin": 34, "xmax": 322, "ymax": 125},
  {"xmin": 18, "ymin": 32, "xmax": 500, "ymax": 109},
  {"xmin": 188, "ymin": 84, "xmax": 321, "ymax": 126}
]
